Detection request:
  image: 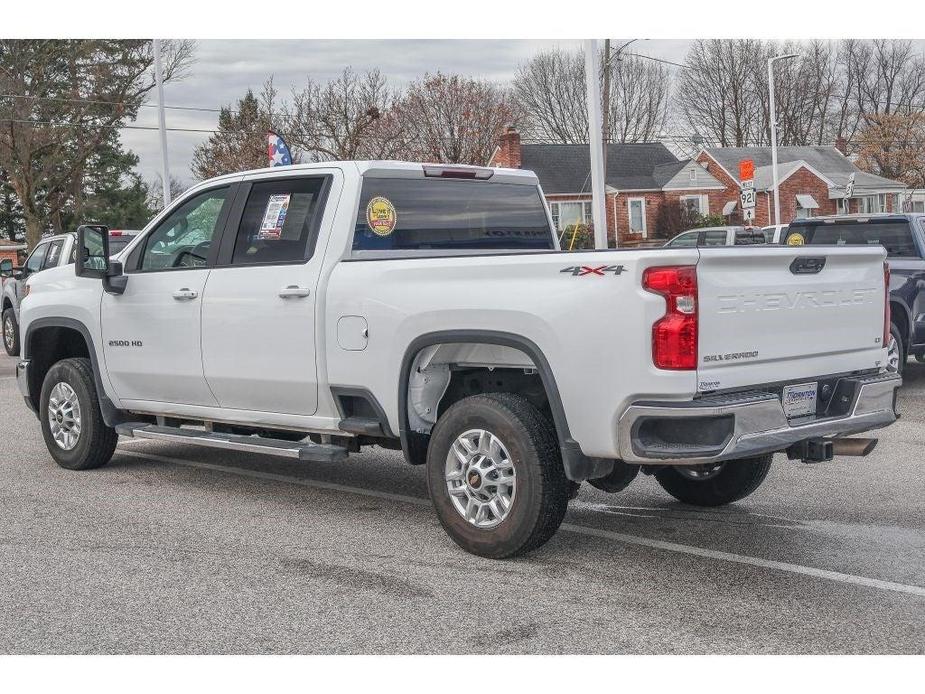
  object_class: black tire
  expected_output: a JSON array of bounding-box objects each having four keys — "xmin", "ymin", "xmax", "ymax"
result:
[
  {"xmin": 889, "ymin": 322, "xmax": 905, "ymax": 375},
  {"xmin": 2, "ymin": 307, "xmax": 19, "ymax": 357},
  {"xmin": 425, "ymin": 393, "xmax": 570, "ymax": 559},
  {"xmin": 39, "ymin": 357, "xmax": 117, "ymax": 471},
  {"xmin": 588, "ymin": 461, "xmax": 639, "ymax": 493},
  {"xmin": 654, "ymin": 455, "xmax": 772, "ymax": 507}
]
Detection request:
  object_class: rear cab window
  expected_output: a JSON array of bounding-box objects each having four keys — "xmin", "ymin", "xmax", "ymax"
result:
[
  {"xmin": 352, "ymin": 177, "xmax": 555, "ymax": 252},
  {"xmin": 791, "ymin": 218, "xmax": 921, "ymax": 258}
]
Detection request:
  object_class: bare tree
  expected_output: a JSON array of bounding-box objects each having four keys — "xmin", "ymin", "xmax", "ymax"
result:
[
  {"xmin": 0, "ymin": 39, "xmax": 193, "ymax": 247},
  {"xmin": 392, "ymin": 73, "xmax": 516, "ymax": 165},
  {"xmin": 513, "ymin": 47, "xmax": 671, "ymax": 144},
  {"xmin": 191, "ymin": 79, "xmax": 280, "ymax": 180},
  {"xmin": 285, "ymin": 67, "xmax": 405, "ymax": 161},
  {"xmin": 513, "ymin": 48, "xmax": 587, "ymax": 143},
  {"xmin": 674, "ymin": 39, "xmax": 769, "ymax": 147}
]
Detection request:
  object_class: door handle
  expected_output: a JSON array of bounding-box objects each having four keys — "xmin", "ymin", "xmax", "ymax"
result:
[
  {"xmin": 172, "ymin": 288, "xmax": 198, "ymax": 301},
  {"xmin": 279, "ymin": 285, "xmax": 311, "ymax": 298}
]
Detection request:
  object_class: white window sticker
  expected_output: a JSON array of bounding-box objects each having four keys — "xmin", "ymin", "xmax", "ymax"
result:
[{"xmin": 258, "ymin": 194, "xmax": 291, "ymax": 240}]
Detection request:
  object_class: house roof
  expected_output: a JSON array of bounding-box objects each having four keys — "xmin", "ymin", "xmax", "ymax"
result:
[
  {"xmin": 703, "ymin": 145, "xmax": 905, "ymax": 191},
  {"xmin": 651, "ymin": 160, "xmax": 689, "ymax": 187},
  {"xmin": 521, "ymin": 142, "xmax": 680, "ymax": 193}
]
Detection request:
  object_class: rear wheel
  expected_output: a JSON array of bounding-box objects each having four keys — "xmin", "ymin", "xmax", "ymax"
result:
[
  {"xmin": 2, "ymin": 308, "xmax": 19, "ymax": 356},
  {"xmin": 887, "ymin": 323, "xmax": 905, "ymax": 374},
  {"xmin": 39, "ymin": 358, "xmax": 117, "ymax": 471},
  {"xmin": 425, "ymin": 393, "xmax": 570, "ymax": 559},
  {"xmin": 654, "ymin": 455, "xmax": 772, "ymax": 507}
]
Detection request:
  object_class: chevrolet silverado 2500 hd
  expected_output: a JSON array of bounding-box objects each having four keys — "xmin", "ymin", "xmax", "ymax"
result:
[{"xmin": 15, "ymin": 161, "xmax": 901, "ymax": 558}]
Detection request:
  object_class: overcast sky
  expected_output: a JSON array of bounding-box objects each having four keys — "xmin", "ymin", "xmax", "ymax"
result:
[{"xmin": 122, "ymin": 39, "xmax": 694, "ymax": 186}]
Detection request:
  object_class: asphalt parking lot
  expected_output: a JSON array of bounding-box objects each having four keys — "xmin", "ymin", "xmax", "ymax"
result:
[{"xmin": 1, "ymin": 352, "xmax": 923, "ymax": 654}]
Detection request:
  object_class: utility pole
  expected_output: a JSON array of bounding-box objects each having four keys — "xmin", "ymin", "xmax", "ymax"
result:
[
  {"xmin": 584, "ymin": 39, "xmax": 608, "ymax": 249},
  {"xmin": 153, "ymin": 39, "xmax": 171, "ymax": 208}
]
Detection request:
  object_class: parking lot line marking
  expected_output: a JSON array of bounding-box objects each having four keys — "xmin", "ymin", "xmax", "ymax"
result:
[
  {"xmin": 558, "ymin": 524, "xmax": 925, "ymax": 598},
  {"xmin": 115, "ymin": 447, "xmax": 925, "ymax": 600}
]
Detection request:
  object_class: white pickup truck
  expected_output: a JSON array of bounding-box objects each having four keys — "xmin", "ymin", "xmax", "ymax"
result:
[{"xmin": 15, "ymin": 161, "xmax": 901, "ymax": 558}]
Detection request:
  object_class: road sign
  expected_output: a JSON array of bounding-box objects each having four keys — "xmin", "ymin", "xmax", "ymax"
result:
[
  {"xmin": 743, "ymin": 207, "xmax": 756, "ymax": 222},
  {"xmin": 740, "ymin": 187, "xmax": 757, "ymax": 210},
  {"xmin": 739, "ymin": 159, "xmax": 755, "ymax": 182}
]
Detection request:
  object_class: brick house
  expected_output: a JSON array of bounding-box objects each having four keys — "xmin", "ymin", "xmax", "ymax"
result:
[
  {"xmin": 489, "ymin": 127, "xmax": 909, "ymax": 244},
  {"xmin": 696, "ymin": 145, "xmax": 908, "ymax": 226},
  {"xmin": 489, "ymin": 127, "xmax": 726, "ymax": 246},
  {"xmin": 0, "ymin": 239, "xmax": 26, "ymax": 266}
]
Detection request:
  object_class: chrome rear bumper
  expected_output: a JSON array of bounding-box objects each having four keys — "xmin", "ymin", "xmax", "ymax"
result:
[{"xmin": 618, "ymin": 372, "xmax": 900, "ymax": 465}]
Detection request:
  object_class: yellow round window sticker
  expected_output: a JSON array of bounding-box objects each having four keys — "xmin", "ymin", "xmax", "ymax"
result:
[
  {"xmin": 786, "ymin": 232, "xmax": 805, "ymax": 246},
  {"xmin": 366, "ymin": 196, "xmax": 397, "ymax": 237}
]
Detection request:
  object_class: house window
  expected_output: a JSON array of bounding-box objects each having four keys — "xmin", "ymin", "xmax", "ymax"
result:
[
  {"xmin": 680, "ymin": 194, "xmax": 708, "ymax": 217},
  {"xmin": 838, "ymin": 198, "xmax": 850, "ymax": 215},
  {"xmin": 859, "ymin": 194, "xmax": 886, "ymax": 214},
  {"xmin": 628, "ymin": 198, "xmax": 647, "ymax": 236},
  {"xmin": 549, "ymin": 201, "xmax": 592, "ymax": 232},
  {"xmin": 688, "ymin": 168, "xmax": 696, "ymax": 182}
]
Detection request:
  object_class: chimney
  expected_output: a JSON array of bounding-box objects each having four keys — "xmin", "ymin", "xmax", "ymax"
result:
[
  {"xmin": 497, "ymin": 125, "xmax": 521, "ymax": 169},
  {"xmin": 835, "ymin": 136, "xmax": 848, "ymax": 155}
]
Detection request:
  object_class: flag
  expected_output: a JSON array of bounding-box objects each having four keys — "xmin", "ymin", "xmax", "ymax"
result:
[{"xmin": 267, "ymin": 131, "xmax": 292, "ymax": 167}]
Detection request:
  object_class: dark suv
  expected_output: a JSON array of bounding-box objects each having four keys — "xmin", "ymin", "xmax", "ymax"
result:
[{"xmin": 787, "ymin": 213, "xmax": 925, "ymax": 374}]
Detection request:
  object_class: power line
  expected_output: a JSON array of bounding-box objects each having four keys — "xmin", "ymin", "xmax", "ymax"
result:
[
  {"xmin": 623, "ymin": 53, "xmax": 690, "ymax": 69},
  {"xmin": 0, "ymin": 92, "xmax": 227, "ymax": 115},
  {"xmin": 0, "ymin": 117, "xmax": 219, "ymax": 134}
]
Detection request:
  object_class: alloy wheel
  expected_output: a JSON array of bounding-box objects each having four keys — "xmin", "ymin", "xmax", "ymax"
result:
[
  {"xmin": 445, "ymin": 428, "xmax": 516, "ymax": 529},
  {"xmin": 47, "ymin": 382, "xmax": 82, "ymax": 451}
]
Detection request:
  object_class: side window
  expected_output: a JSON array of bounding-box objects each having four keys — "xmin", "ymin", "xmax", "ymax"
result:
[
  {"xmin": 25, "ymin": 243, "xmax": 49, "ymax": 273},
  {"xmin": 139, "ymin": 187, "xmax": 230, "ymax": 271},
  {"xmin": 702, "ymin": 230, "xmax": 728, "ymax": 246},
  {"xmin": 230, "ymin": 177, "xmax": 326, "ymax": 266},
  {"xmin": 734, "ymin": 230, "xmax": 765, "ymax": 245},
  {"xmin": 43, "ymin": 240, "xmax": 64, "ymax": 268},
  {"xmin": 669, "ymin": 232, "xmax": 697, "ymax": 247}
]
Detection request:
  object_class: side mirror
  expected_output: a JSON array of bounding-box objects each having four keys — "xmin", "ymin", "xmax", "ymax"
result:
[
  {"xmin": 75, "ymin": 224, "xmax": 110, "ymax": 279},
  {"xmin": 0, "ymin": 258, "xmax": 12, "ymax": 278},
  {"xmin": 76, "ymin": 224, "xmax": 126, "ymax": 295}
]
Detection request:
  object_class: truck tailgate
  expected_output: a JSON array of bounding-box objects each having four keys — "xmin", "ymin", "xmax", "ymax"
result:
[{"xmin": 696, "ymin": 246, "xmax": 887, "ymax": 392}]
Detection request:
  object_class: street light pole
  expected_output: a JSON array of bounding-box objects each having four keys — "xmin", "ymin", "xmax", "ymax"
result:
[
  {"xmin": 768, "ymin": 53, "xmax": 798, "ymax": 226},
  {"xmin": 153, "ymin": 39, "xmax": 171, "ymax": 208}
]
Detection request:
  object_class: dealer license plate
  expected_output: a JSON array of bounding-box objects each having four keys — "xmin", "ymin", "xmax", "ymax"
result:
[{"xmin": 782, "ymin": 382, "xmax": 818, "ymax": 419}]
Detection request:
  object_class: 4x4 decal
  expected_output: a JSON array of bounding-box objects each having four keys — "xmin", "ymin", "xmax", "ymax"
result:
[{"xmin": 560, "ymin": 264, "xmax": 625, "ymax": 277}]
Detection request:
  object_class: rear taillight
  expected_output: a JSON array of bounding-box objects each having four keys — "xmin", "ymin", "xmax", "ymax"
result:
[
  {"xmin": 643, "ymin": 265, "xmax": 698, "ymax": 370},
  {"xmin": 884, "ymin": 261, "xmax": 891, "ymax": 347}
]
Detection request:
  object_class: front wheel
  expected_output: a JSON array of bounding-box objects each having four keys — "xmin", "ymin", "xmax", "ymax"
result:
[
  {"xmin": 39, "ymin": 357, "xmax": 118, "ymax": 470},
  {"xmin": 2, "ymin": 308, "xmax": 19, "ymax": 356},
  {"xmin": 654, "ymin": 455, "xmax": 772, "ymax": 507},
  {"xmin": 425, "ymin": 393, "xmax": 570, "ymax": 559}
]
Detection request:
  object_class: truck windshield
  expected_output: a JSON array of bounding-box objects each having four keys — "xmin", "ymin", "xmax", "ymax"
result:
[
  {"xmin": 353, "ymin": 177, "xmax": 554, "ymax": 252},
  {"xmin": 794, "ymin": 219, "xmax": 918, "ymax": 258}
]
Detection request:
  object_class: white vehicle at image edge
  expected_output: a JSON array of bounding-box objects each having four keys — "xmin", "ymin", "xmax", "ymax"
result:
[{"xmin": 14, "ymin": 161, "xmax": 901, "ymax": 558}]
